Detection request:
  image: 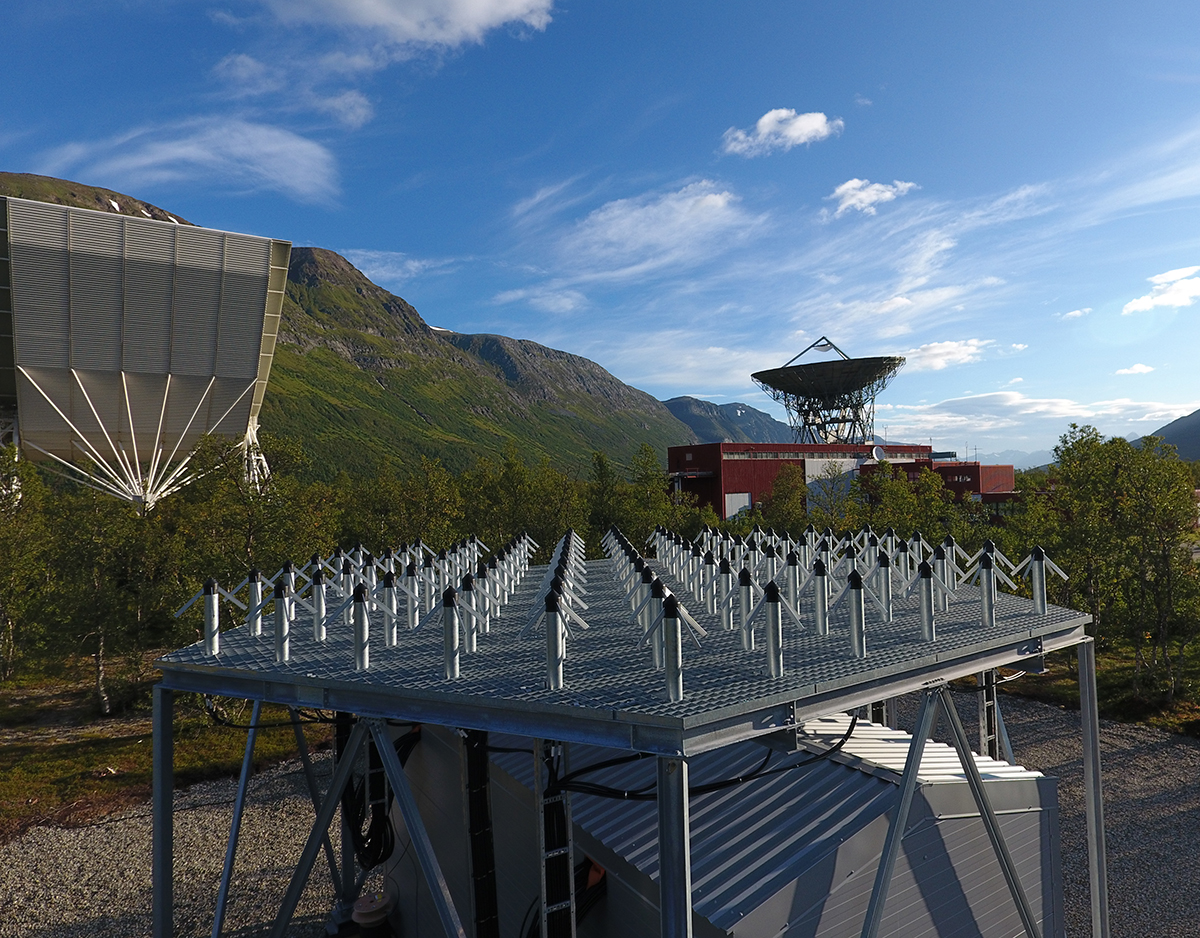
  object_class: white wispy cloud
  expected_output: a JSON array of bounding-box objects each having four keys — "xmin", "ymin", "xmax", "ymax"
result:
[
  {"xmin": 1123, "ymin": 265, "xmax": 1200, "ymax": 313},
  {"xmin": 721, "ymin": 109, "xmax": 843, "ymax": 157},
  {"xmin": 878, "ymin": 392, "xmax": 1199, "ymax": 439},
  {"xmin": 260, "ymin": 0, "xmax": 554, "ymax": 48},
  {"xmin": 1004, "ymin": 377, "xmax": 1024, "ymax": 385},
  {"xmin": 1060, "ymin": 307, "xmax": 1091, "ymax": 319},
  {"xmin": 1116, "ymin": 363, "xmax": 1155, "ymax": 374},
  {"xmin": 827, "ymin": 178, "xmax": 918, "ymax": 216},
  {"xmin": 341, "ymin": 249, "xmax": 455, "ymax": 286},
  {"xmin": 493, "ymin": 286, "xmax": 587, "ymax": 313},
  {"xmin": 903, "ymin": 338, "xmax": 993, "ymax": 371},
  {"xmin": 38, "ymin": 118, "xmax": 339, "ymax": 204},
  {"xmin": 557, "ymin": 180, "xmax": 763, "ymax": 281}
]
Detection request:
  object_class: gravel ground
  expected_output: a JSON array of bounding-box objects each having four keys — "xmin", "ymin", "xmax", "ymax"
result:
[
  {"xmin": 0, "ymin": 752, "xmax": 386, "ymax": 938},
  {"xmin": 3, "ymin": 695, "xmax": 1200, "ymax": 937}
]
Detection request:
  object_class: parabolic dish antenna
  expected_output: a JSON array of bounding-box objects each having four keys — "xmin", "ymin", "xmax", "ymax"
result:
[
  {"xmin": 752, "ymin": 336, "xmax": 904, "ymax": 445},
  {"xmin": 0, "ymin": 197, "xmax": 291, "ymax": 509}
]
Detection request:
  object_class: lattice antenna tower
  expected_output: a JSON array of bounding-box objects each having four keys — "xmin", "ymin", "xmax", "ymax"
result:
[{"xmin": 752, "ymin": 336, "xmax": 905, "ymax": 445}]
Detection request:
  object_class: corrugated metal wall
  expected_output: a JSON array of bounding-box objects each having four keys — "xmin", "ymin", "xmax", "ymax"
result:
[
  {"xmin": 4, "ymin": 197, "xmax": 289, "ymax": 463},
  {"xmin": 392, "ymin": 726, "xmax": 1061, "ymax": 938}
]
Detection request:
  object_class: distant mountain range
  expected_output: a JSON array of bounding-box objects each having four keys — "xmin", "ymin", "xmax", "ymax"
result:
[{"xmin": 663, "ymin": 397, "xmax": 793, "ymax": 444}]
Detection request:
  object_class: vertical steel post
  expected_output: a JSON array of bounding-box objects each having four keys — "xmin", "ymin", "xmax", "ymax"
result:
[
  {"xmin": 248, "ymin": 569, "xmax": 263, "ymax": 638},
  {"xmin": 918, "ymin": 561, "xmax": 936, "ymax": 642},
  {"xmin": 274, "ymin": 581, "xmax": 289, "ymax": 664},
  {"xmin": 1030, "ymin": 546, "xmax": 1048, "ymax": 616},
  {"xmin": 663, "ymin": 595, "xmax": 684, "ymax": 702},
  {"xmin": 462, "ymin": 573, "xmax": 477, "ymax": 654},
  {"xmin": 353, "ymin": 583, "xmax": 369, "ymax": 671},
  {"xmin": 443, "ymin": 586, "xmax": 460, "ymax": 680},
  {"xmin": 657, "ymin": 756, "xmax": 693, "ymax": 938},
  {"xmin": 312, "ymin": 569, "xmax": 326, "ymax": 641},
  {"xmin": 406, "ymin": 561, "xmax": 420, "ymax": 630},
  {"xmin": 877, "ymin": 553, "xmax": 893, "ymax": 623},
  {"xmin": 848, "ymin": 570, "xmax": 867, "ymax": 659},
  {"xmin": 383, "ymin": 571, "xmax": 398, "ymax": 647},
  {"xmin": 152, "ymin": 685, "xmax": 174, "ymax": 938},
  {"xmin": 814, "ymin": 559, "xmax": 829, "ymax": 636},
  {"xmin": 738, "ymin": 568, "xmax": 754, "ymax": 651},
  {"xmin": 212, "ymin": 698, "xmax": 261, "ymax": 938},
  {"xmin": 763, "ymin": 582, "xmax": 784, "ymax": 678},
  {"xmin": 1079, "ymin": 639, "xmax": 1111, "ymax": 938},
  {"xmin": 650, "ymin": 579, "xmax": 665, "ymax": 670},
  {"xmin": 718, "ymin": 560, "xmax": 733, "ymax": 631},
  {"xmin": 934, "ymin": 546, "xmax": 950, "ymax": 613},
  {"xmin": 980, "ymin": 554, "xmax": 996, "ymax": 629},
  {"xmin": 203, "ymin": 578, "xmax": 219, "ymax": 656},
  {"xmin": 545, "ymin": 592, "xmax": 564, "ymax": 690}
]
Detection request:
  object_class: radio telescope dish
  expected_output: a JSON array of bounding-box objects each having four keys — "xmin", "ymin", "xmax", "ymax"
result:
[
  {"xmin": 752, "ymin": 336, "xmax": 904, "ymax": 445},
  {"xmin": 0, "ymin": 197, "xmax": 291, "ymax": 509}
]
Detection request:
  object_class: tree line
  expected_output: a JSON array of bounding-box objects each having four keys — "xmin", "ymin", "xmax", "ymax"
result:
[{"xmin": 0, "ymin": 423, "xmax": 1196, "ymax": 714}]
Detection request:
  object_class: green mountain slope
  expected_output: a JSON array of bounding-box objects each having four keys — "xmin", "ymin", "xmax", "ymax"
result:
[
  {"xmin": 0, "ymin": 172, "xmax": 191, "ymax": 224},
  {"xmin": 263, "ymin": 248, "xmax": 696, "ymax": 476}
]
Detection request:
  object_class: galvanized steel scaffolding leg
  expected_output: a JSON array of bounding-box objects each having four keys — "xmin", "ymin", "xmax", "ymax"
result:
[
  {"xmin": 860, "ymin": 687, "xmax": 938, "ymax": 938},
  {"xmin": 211, "ymin": 699, "xmax": 262, "ymax": 938},
  {"xmin": 938, "ymin": 685, "xmax": 1042, "ymax": 938},
  {"xmin": 368, "ymin": 718, "xmax": 468, "ymax": 938},
  {"xmin": 288, "ymin": 709, "xmax": 344, "ymax": 898},
  {"xmin": 1079, "ymin": 638, "xmax": 1111, "ymax": 938},
  {"xmin": 153, "ymin": 685, "xmax": 174, "ymax": 938},
  {"xmin": 657, "ymin": 756, "xmax": 692, "ymax": 938},
  {"xmin": 269, "ymin": 718, "xmax": 368, "ymax": 938}
]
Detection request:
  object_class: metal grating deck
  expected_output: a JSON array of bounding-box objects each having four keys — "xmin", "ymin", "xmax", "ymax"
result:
[{"xmin": 157, "ymin": 559, "xmax": 1088, "ymax": 755}]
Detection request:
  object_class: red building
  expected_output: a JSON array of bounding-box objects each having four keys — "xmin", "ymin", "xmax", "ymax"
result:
[{"xmin": 668, "ymin": 442, "xmax": 1017, "ymax": 520}]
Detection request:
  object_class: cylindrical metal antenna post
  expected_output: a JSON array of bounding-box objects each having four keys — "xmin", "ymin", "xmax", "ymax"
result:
[
  {"xmin": 203, "ymin": 579, "xmax": 219, "ymax": 657},
  {"xmin": 442, "ymin": 586, "xmax": 459, "ymax": 679},
  {"xmin": 353, "ymin": 583, "xmax": 369, "ymax": 671},
  {"xmin": 545, "ymin": 591, "xmax": 564, "ymax": 690},
  {"xmin": 918, "ymin": 561, "xmax": 936, "ymax": 641},
  {"xmin": 980, "ymin": 554, "xmax": 996, "ymax": 629},
  {"xmin": 933, "ymin": 546, "xmax": 950, "ymax": 613},
  {"xmin": 383, "ymin": 571, "xmax": 398, "ymax": 647},
  {"xmin": 274, "ymin": 581, "xmax": 289, "ymax": 664},
  {"xmin": 1031, "ymin": 546, "xmax": 1048, "ymax": 616},
  {"xmin": 764, "ymin": 581, "xmax": 784, "ymax": 678},
  {"xmin": 878, "ymin": 553, "xmax": 893, "ymax": 623},
  {"xmin": 848, "ymin": 569, "xmax": 867, "ymax": 659},
  {"xmin": 312, "ymin": 569, "xmax": 326, "ymax": 642},
  {"xmin": 663, "ymin": 595, "xmax": 683, "ymax": 702},
  {"xmin": 247, "ymin": 569, "xmax": 262, "ymax": 638},
  {"xmin": 814, "ymin": 559, "xmax": 829, "ymax": 636},
  {"xmin": 739, "ymin": 568, "xmax": 755, "ymax": 651}
]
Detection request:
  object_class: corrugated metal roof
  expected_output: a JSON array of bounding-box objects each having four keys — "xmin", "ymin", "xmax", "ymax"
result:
[
  {"xmin": 797, "ymin": 714, "xmax": 1044, "ymax": 784},
  {"xmin": 492, "ymin": 734, "xmax": 898, "ymax": 931},
  {"xmin": 492, "ymin": 719, "xmax": 1046, "ymax": 933}
]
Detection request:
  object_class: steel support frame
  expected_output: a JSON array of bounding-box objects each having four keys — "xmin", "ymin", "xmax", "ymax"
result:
[
  {"xmin": 861, "ymin": 685, "xmax": 1045, "ymax": 938},
  {"xmin": 211, "ymin": 698, "xmax": 262, "ymax": 938},
  {"xmin": 1079, "ymin": 639, "xmax": 1111, "ymax": 938},
  {"xmin": 153, "ymin": 685, "xmax": 173, "ymax": 938},
  {"xmin": 657, "ymin": 755, "xmax": 693, "ymax": 938},
  {"xmin": 368, "ymin": 718, "xmax": 468, "ymax": 938}
]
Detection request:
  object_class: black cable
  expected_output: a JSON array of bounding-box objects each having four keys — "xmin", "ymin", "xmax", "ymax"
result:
[
  {"xmin": 485, "ymin": 745, "xmax": 535, "ymax": 754},
  {"xmin": 548, "ymin": 716, "xmax": 859, "ymax": 801}
]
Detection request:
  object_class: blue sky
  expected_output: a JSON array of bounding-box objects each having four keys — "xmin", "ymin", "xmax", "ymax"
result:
[{"xmin": 6, "ymin": 1, "xmax": 1200, "ymax": 457}]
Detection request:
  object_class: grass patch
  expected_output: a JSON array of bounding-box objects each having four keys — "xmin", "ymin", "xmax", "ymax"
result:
[{"xmin": 0, "ymin": 670, "xmax": 332, "ymax": 844}]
